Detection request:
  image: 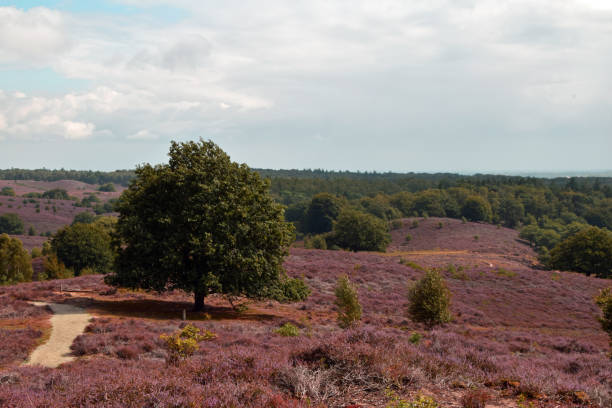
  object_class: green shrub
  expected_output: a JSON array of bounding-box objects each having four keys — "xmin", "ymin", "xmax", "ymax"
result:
[
  {"xmin": 595, "ymin": 288, "xmax": 612, "ymax": 358},
  {"xmin": 98, "ymin": 183, "xmax": 116, "ymax": 192},
  {"xmin": 51, "ymin": 223, "xmax": 113, "ymax": 276},
  {"xmin": 0, "ymin": 213, "xmax": 24, "ymax": 234},
  {"xmin": 31, "ymin": 247, "xmax": 42, "ymax": 258},
  {"xmin": 473, "ymin": 235, "xmax": 479, "ymax": 241},
  {"xmin": 42, "ymin": 254, "xmax": 74, "ymax": 280},
  {"xmin": 334, "ymin": 275, "xmax": 362, "ymax": 328},
  {"xmin": 411, "ymin": 220, "xmax": 419, "ymax": 229},
  {"xmin": 390, "ymin": 219, "xmax": 403, "ymax": 230},
  {"xmin": 408, "ymin": 332, "xmax": 422, "ymax": 344},
  {"xmin": 400, "ymin": 259, "xmax": 425, "ymax": 271},
  {"xmin": 405, "ymin": 234, "xmax": 412, "ymax": 242},
  {"xmin": 273, "ymin": 276, "xmax": 311, "ymax": 302},
  {"xmin": 27, "ymin": 226, "xmax": 36, "ymax": 236},
  {"xmin": 161, "ymin": 324, "xmax": 216, "ymax": 363},
  {"xmin": 386, "ymin": 390, "xmax": 439, "ymax": 408},
  {"xmin": 549, "ymin": 226, "xmax": 612, "ymax": 278},
  {"xmin": 275, "ymin": 322, "xmax": 300, "ymax": 337},
  {"xmin": 330, "ymin": 209, "xmax": 390, "ymax": 252},
  {"xmin": 0, "ymin": 234, "xmax": 32, "ymax": 285},
  {"xmin": 496, "ymin": 268, "xmax": 517, "ymax": 278},
  {"xmin": 0, "ymin": 187, "xmax": 15, "ymax": 196},
  {"xmin": 307, "ymin": 234, "xmax": 327, "ymax": 250},
  {"xmin": 437, "ymin": 222, "xmax": 443, "ymax": 229},
  {"xmin": 408, "ymin": 269, "xmax": 451, "ymax": 326}
]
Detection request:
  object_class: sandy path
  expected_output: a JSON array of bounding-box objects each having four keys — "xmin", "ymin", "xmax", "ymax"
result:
[{"xmin": 26, "ymin": 302, "xmax": 91, "ymax": 368}]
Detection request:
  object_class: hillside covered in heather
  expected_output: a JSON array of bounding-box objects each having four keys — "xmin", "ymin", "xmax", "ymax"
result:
[{"xmin": 1, "ymin": 216, "xmax": 611, "ymax": 407}]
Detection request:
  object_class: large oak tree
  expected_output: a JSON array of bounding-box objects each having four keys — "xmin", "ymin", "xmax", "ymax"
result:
[{"xmin": 106, "ymin": 139, "xmax": 307, "ymax": 310}]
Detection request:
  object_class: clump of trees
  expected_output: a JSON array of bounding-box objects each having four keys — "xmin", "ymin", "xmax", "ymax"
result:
[
  {"xmin": 42, "ymin": 188, "xmax": 69, "ymax": 200},
  {"xmin": 0, "ymin": 234, "xmax": 32, "ymax": 285},
  {"xmin": 0, "ymin": 187, "xmax": 15, "ymax": 196},
  {"xmin": 328, "ymin": 209, "xmax": 390, "ymax": 252},
  {"xmin": 51, "ymin": 222, "xmax": 113, "ymax": 276},
  {"xmin": 548, "ymin": 227, "xmax": 612, "ymax": 279},
  {"xmin": 408, "ymin": 269, "xmax": 452, "ymax": 326},
  {"xmin": 0, "ymin": 213, "xmax": 24, "ymax": 235},
  {"xmin": 106, "ymin": 139, "xmax": 309, "ymax": 311},
  {"xmin": 334, "ymin": 275, "xmax": 362, "ymax": 328},
  {"xmin": 98, "ymin": 183, "xmax": 116, "ymax": 192}
]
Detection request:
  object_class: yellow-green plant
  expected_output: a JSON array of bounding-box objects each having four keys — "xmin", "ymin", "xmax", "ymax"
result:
[
  {"xmin": 275, "ymin": 322, "xmax": 300, "ymax": 337},
  {"xmin": 160, "ymin": 324, "xmax": 216, "ymax": 363},
  {"xmin": 334, "ymin": 275, "xmax": 362, "ymax": 328},
  {"xmin": 385, "ymin": 389, "xmax": 438, "ymax": 408}
]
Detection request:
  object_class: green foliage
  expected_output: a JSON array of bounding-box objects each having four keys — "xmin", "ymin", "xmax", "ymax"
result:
[
  {"xmin": 41, "ymin": 254, "xmax": 74, "ymax": 280},
  {"xmin": 305, "ymin": 234, "xmax": 327, "ymax": 250},
  {"xmin": 408, "ymin": 269, "xmax": 452, "ymax": 326},
  {"xmin": 161, "ymin": 324, "xmax": 216, "ymax": 363},
  {"xmin": 408, "ymin": 332, "xmax": 422, "ymax": 344},
  {"xmin": 0, "ymin": 213, "xmax": 24, "ymax": 234},
  {"xmin": 499, "ymin": 195, "xmax": 525, "ymax": 227},
  {"xmin": 549, "ymin": 226, "xmax": 612, "ymax": 278},
  {"xmin": 98, "ymin": 183, "xmax": 116, "ymax": 192},
  {"xmin": 42, "ymin": 188, "xmax": 69, "ymax": 200},
  {"xmin": 334, "ymin": 275, "xmax": 362, "ymax": 328},
  {"xmin": 330, "ymin": 209, "xmax": 390, "ymax": 252},
  {"xmin": 27, "ymin": 226, "xmax": 36, "ymax": 236},
  {"xmin": 400, "ymin": 259, "xmax": 425, "ymax": 271},
  {"xmin": 595, "ymin": 288, "xmax": 612, "ymax": 357},
  {"xmin": 0, "ymin": 187, "xmax": 15, "ymax": 196},
  {"xmin": 496, "ymin": 268, "xmax": 517, "ymax": 278},
  {"xmin": 385, "ymin": 390, "xmax": 439, "ymax": 408},
  {"xmin": 405, "ymin": 233, "xmax": 412, "ymax": 242},
  {"xmin": 30, "ymin": 247, "xmax": 42, "ymax": 258},
  {"xmin": 359, "ymin": 195, "xmax": 401, "ymax": 221},
  {"xmin": 0, "ymin": 234, "xmax": 32, "ymax": 285},
  {"xmin": 411, "ymin": 220, "xmax": 419, "ymax": 229},
  {"xmin": 107, "ymin": 139, "xmax": 303, "ymax": 311},
  {"xmin": 390, "ymin": 219, "xmax": 404, "ymax": 230},
  {"xmin": 52, "ymin": 223, "xmax": 113, "ymax": 276},
  {"xmin": 462, "ymin": 195, "xmax": 492, "ymax": 222},
  {"xmin": 305, "ymin": 193, "xmax": 345, "ymax": 234},
  {"xmin": 72, "ymin": 212, "xmax": 96, "ymax": 225},
  {"xmin": 275, "ymin": 322, "xmax": 300, "ymax": 337},
  {"xmin": 271, "ymin": 277, "xmax": 311, "ymax": 303}
]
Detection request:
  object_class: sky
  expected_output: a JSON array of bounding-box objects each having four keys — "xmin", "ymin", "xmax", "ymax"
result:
[{"xmin": 0, "ymin": 1, "xmax": 611, "ymax": 173}]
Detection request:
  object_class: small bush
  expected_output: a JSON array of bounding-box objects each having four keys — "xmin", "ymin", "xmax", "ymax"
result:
[
  {"xmin": 407, "ymin": 269, "xmax": 451, "ymax": 327},
  {"xmin": 390, "ymin": 219, "xmax": 403, "ymax": 230},
  {"xmin": 408, "ymin": 332, "xmax": 422, "ymax": 344},
  {"xmin": 405, "ymin": 234, "xmax": 412, "ymax": 242},
  {"xmin": 31, "ymin": 247, "xmax": 42, "ymax": 258},
  {"xmin": 385, "ymin": 390, "xmax": 439, "ymax": 408},
  {"xmin": 334, "ymin": 275, "xmax": 362, "ymax": 329},
  {"xmin": 461, "ymin": 389, "xmax": 490, "ymax": 408},
  {"xmin": 595, "ymin": 288, "xmax": 612, "ymax": 358},
  {"xmin": 473, "ymin": 235, "xmax": 479, "ymax": 241},
  {"xmin": 437, "ymin": 222, "xmax": 443, "ymax": 229},
  {"xmin": 411, "ymin": 220, "xmax": 419, "ymax": 229},
  {"xmin": 306, "ymin": 234, "xmax": 327, "ymax": 250},
  {"xmin": 275, "ymin": 322, "xmax": 300, "ymax": 337},
  {"xmin": 400, "ymin": 259, "xmax": 425, "ymax": 271},
  {"xmin": 160, "ymin": 324, "xmax": 216, "ymax": 363},
  {"xmin": 496, "ymin": 268, "xmax": 517, "ymax": 278}
]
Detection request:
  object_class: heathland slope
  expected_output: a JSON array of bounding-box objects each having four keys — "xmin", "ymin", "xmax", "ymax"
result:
[{"xmin": 0, "ymin": 219, "xmax": 610, "ymax": 407}]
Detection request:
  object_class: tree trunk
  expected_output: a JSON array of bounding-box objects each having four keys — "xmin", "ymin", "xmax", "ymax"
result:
[{"xmin": 193, "ymin": 289, "xmax": 206, "ymax": 312}]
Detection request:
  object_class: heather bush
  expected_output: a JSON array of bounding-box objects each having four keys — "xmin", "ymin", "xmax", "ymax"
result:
[
  {"xmin": 275, "ymin": 322, "xmax": 300, "ymax": 337},
  {"xmin": 334, "ymin": 275, "xmax": 362, "ymax": 329},
  {"xmin": 408, "ymin": 269, "xmax": 451, "ymax": 326}
]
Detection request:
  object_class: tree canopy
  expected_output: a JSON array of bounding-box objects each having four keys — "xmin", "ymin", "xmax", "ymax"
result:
[
  {"xmin": 0, "ymin": 234, "xmax": 32, "ymax": 285},
  {"xmin": 106, "ymin": 139, "xmax": 308, "ymax": 311},
  {"xmin": 51, "ymin": 223, "xmax": 113, "ymax": 276},
  {"xmin": 329, "ymin": 209, "xmax": 390, "ymax": 252},
  {"xmin": 549, "ymin": 226, "xmax": 612, "ymax": 278},
  {"xmin": 0, "ymin": 213, "xmax": 24, "ymax": 235}
]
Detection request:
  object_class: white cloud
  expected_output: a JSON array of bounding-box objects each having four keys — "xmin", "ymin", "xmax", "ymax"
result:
[
  {"xmin": 63, "ymin": 121, "xmax": 95, "ymax": 140},
  {"xmin": 127, "ymin": 129, "xmax": 158, "ymax": 140},
  {"xmin": 0, "ymin": 7, "xmax": 71, "ymax": 64},
  {"xmin": 0, "ymin": 1, "xmax": 611, "ymax": 171}
]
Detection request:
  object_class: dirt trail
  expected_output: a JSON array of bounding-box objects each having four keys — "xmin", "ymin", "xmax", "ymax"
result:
[{"xmin": 26, "ymin": 302, "xmax": 91, "ymax": 368}]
